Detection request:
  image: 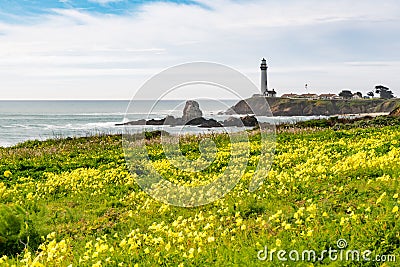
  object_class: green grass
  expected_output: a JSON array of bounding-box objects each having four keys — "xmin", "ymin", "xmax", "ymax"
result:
[{"xmin": 0, "ymin": 126, "xmax": 399, "ymax": 266}]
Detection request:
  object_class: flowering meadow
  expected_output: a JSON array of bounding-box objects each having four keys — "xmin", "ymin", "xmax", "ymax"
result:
[{"xmin": 0, "ymin": 124, "xmax": 399, "ymax": 266}]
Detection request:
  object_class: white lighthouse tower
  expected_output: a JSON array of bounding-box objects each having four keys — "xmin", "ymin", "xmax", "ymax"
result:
[{"xmin": 260, "ymin": 58, "xmax": 268, "ymax": 95}]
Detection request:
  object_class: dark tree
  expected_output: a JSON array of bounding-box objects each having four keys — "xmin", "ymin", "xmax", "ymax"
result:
[
  {"xmin": 339, "ymin": 90, "xmax": 353, "ymax": 99},
  {"xmin": 375, "ymin": 85, "xmax": 394, "ymax": 99},
  {"xmin": 367, "ymin": 91, "xmax": 374, "ymax": 97},
  {"xmin": 355, "ymin": 92, "xmax": 363, "ymax": 98}
]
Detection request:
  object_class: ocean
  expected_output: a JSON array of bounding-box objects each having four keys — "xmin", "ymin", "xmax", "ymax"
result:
[{"xmin": 0, "ymin": 100, "xmax": 325, "ymax": 147}]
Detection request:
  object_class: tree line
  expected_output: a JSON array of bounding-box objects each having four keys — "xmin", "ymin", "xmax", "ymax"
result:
[{"xmin": 338, "ymin": 85, "xmax": 394, "ymax": 99}]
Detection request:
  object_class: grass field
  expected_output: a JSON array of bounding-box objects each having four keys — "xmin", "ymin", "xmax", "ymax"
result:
[{"xmin": 0, "ymin": 124, "xmax": 399, "ymax": 266}]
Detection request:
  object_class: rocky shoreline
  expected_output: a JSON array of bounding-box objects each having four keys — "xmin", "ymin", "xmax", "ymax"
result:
[
  {"xmin": 116, "ymin": 100, "xmax": 259, "ymax": 128},
  {"xmin": 116, "ymin": 98, "xmax": 400, "ymax": 129}
]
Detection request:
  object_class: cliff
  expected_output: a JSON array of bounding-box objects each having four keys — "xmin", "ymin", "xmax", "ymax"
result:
[
  {"xmin": 389, "ymin": 106, "xmax": 400, "ymax": 116},
  {"xmin": 226, "ymin": 97, "xmax": 400, "ymax": 116}
]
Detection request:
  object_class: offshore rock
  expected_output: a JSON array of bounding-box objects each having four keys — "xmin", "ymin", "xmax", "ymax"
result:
[
  {"xmin": 199, "ymin": 119, "xmax": 223, "ymax": 128},
  {"xmin": 182, "ymin": 100, "xmax": 203, "ymax": 122},
  {"xmin": 241, "ymin": 115, "xmax": 258, "ymax": 127},
  {"xmin": 223, "ymin": 117, "xmax": 243, "ymax": 127}
]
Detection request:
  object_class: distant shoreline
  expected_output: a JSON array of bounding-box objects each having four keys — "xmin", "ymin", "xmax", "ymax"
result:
[{"xmin": 227, "ymin": 97, "xmax": 400, "ymax": 116}]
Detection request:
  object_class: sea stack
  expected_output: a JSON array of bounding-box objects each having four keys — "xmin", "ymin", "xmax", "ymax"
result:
[{"xmin": 182, "ymin": 100, "xmax": 203, "ymax": 122}]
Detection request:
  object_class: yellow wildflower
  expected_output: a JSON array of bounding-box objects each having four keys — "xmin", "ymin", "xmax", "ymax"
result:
[
  {"xmin": 119, "ymin": 239, "xmax": 127, "ymax": 248},
  {"xmin": 376, "ymin": 192, "xmax": 386, "ymax": 204}
]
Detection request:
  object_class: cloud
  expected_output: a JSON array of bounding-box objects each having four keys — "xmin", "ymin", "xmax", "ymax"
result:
[
  {"xmin": 344, "ymin": 61, "xmax": 399, "ymax": 67},
  {"xmin": 0, "ymin": 0, "xmax": 399, "ymax": 99},
  {"xmin": 87, "ymin": 0, "xmax": 124, "ymax": 4}
]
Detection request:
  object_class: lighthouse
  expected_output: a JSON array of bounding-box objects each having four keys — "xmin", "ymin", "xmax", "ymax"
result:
[{"xmin": 260, "ymin": 58, "xmax": 268, "ymax": 95}]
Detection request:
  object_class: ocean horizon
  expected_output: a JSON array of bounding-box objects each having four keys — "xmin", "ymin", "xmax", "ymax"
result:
[{"xmin": 0, "ymin": 100, "xmax": 326, "ymax": 147}]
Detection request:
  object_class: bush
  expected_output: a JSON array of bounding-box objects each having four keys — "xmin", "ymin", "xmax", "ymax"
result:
[
  {"xmin": 145, "ymin": 130, "xmax": 169, "ymax": 140},
  {"xmin": 0, "ymin": 204, "xmax": 41, "ymax": 256}
]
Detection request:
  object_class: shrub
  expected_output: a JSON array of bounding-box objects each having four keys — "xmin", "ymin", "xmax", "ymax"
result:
[
  {"xmin": 145, "ymin": 130, "xmax": 169, "ymax": 140},
  {"xmin": 0, "ymin": 204, "xmax": 41, "ymax": 256}
]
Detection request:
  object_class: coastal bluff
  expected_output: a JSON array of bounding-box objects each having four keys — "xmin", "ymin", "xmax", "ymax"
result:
[{"xmin": 226, "ymin": 96, "xmax": 400, "ymax": 116}]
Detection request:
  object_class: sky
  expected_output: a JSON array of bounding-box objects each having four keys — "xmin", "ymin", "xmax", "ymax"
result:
[{"xmin": 0, "ymin": 0, "xmax": 400, "ymax": 99}]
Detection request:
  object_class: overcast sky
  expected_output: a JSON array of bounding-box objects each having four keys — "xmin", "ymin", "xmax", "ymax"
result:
[{"xmin": 0, "ymin": 0, "xmax": 399, "ymax": 99}]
